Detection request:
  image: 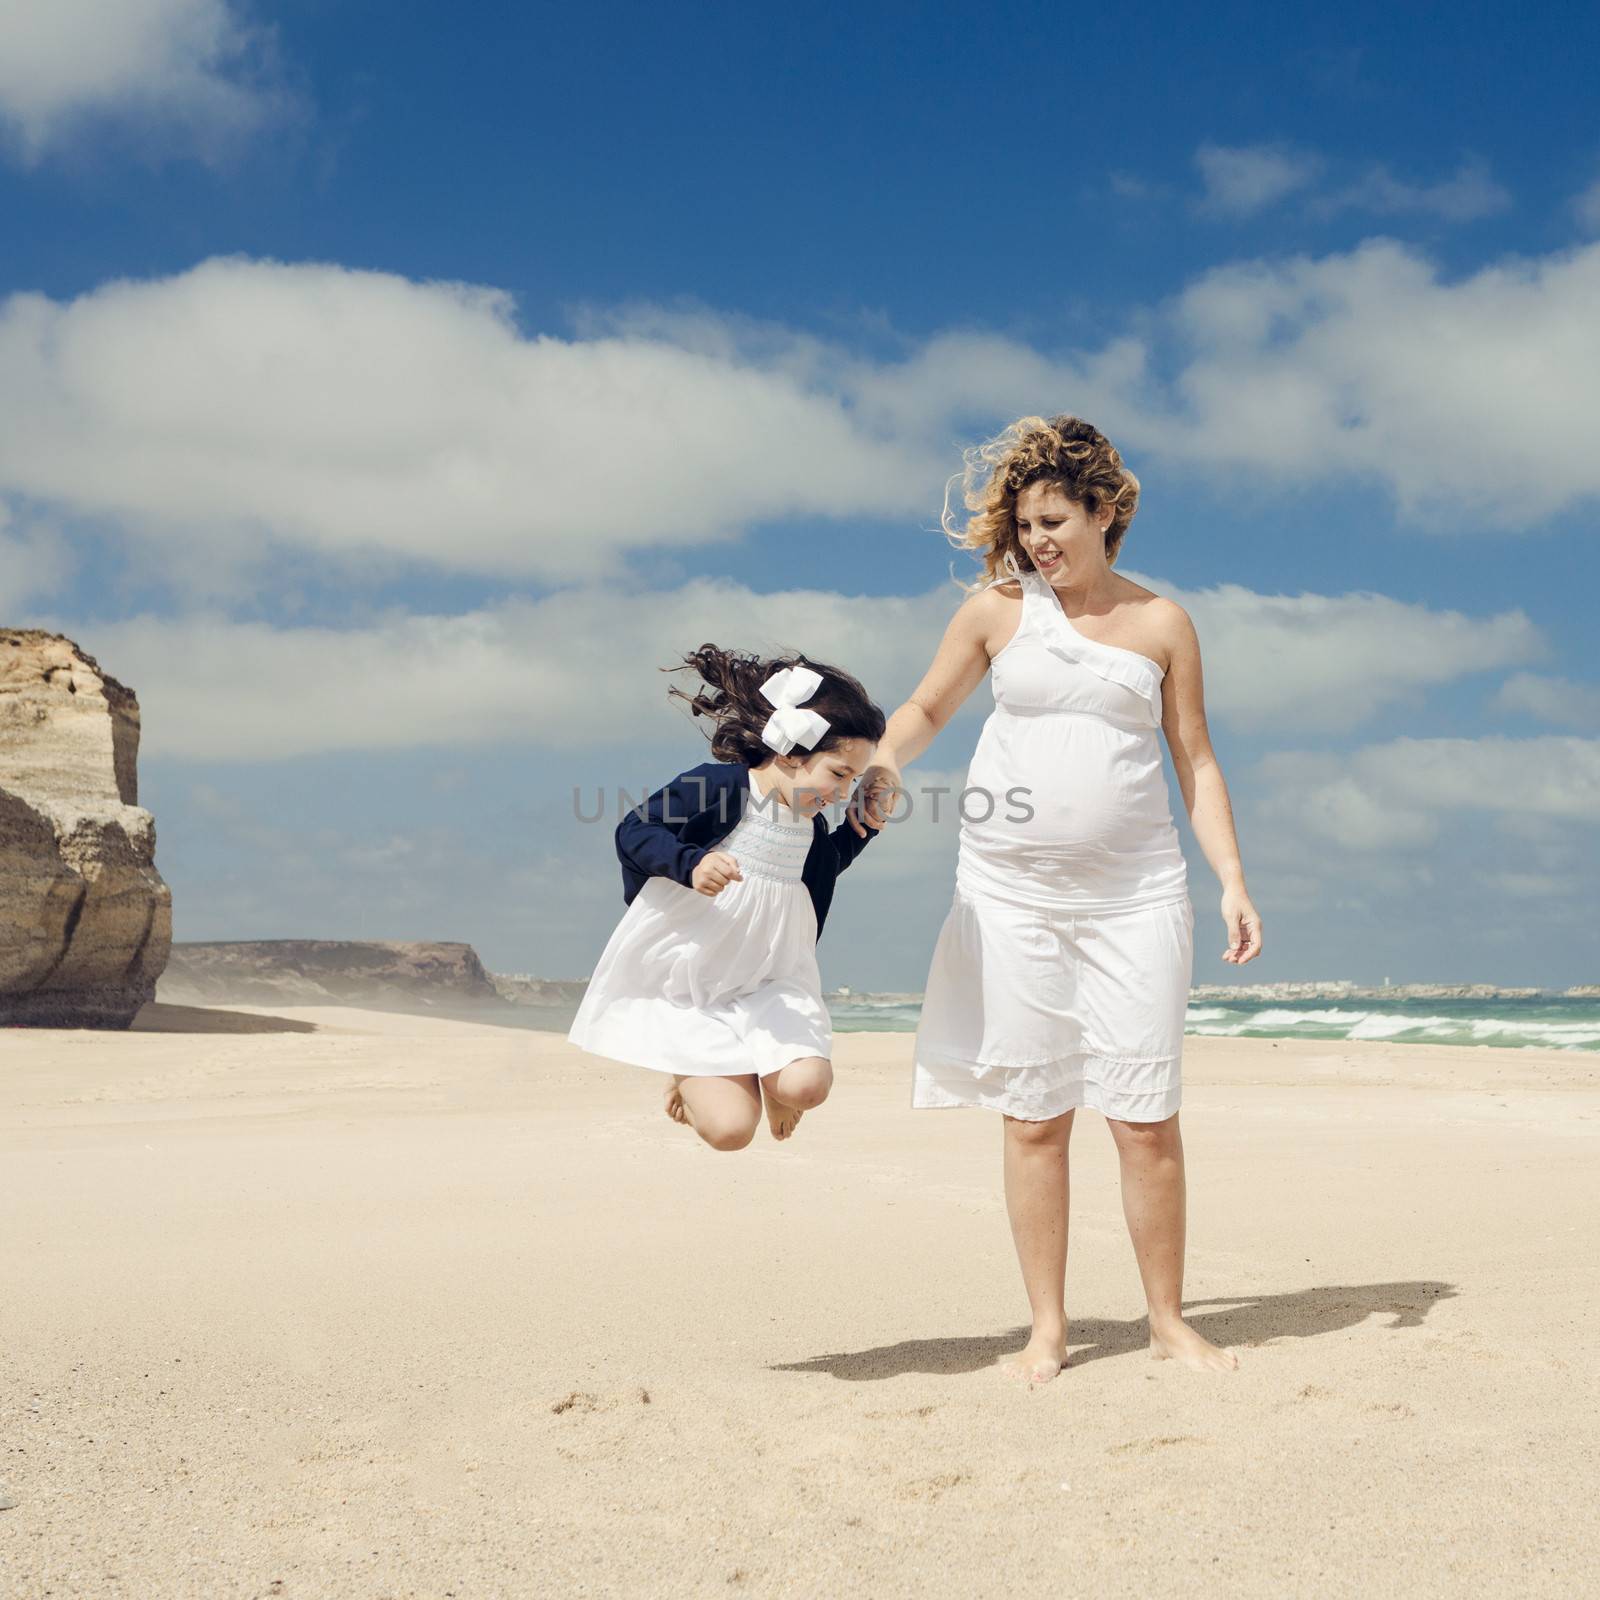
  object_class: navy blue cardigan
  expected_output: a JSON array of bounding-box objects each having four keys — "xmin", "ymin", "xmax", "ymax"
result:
[{"xmin": 615, "ymin": 760, "xmax": 876, "ymax": 940}]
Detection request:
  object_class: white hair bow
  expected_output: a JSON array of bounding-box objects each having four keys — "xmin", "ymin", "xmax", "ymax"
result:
[{"xmin": 759, "ymin": 665, "xmax": 830, "ymax": 755}]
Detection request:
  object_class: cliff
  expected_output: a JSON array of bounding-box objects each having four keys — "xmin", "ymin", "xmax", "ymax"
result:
[
  {"xmin": 1, "ymin": 631, "xmax": 172, "ymax": 1027},
  {"xmin": 158, "ymin": 940, "xmax": 508, "ymax": 1009}
]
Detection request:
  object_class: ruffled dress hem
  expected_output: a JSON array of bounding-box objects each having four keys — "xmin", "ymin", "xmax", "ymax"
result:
[{"xmin": 911, "ymin": 1046, "xmax": 1182, "ymax": 1123}]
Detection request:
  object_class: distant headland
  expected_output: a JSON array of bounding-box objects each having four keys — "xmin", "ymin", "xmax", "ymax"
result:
[{"xmin": 158, "ymin": 942, "xmax": 592, "ymax": 1011}]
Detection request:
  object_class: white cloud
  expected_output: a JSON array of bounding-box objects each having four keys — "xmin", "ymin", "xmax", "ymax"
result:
[
  {"xmin": 1484, "ymin": 870, "xmax": 1580, "ymax": 900},
  {"xmin": 1315, "ymin": 159, "xmax": 1510, "ymax": 223},
  {"xmin": 55, "ymin": 573, "xmax": 1536, "ymax": 761},
  {"xmin": 1151, "ymin": 237, "xmax": 1600, "ymax": 523},
  {"xmin": 1492, "ymin": 672, "xmax": 1600, "ymax": 731},
  {"xmin": 0, "ymin": 501, "xmax": 74, "ymax": 614},
  {"xmin": 6, "ymin": 240, "xmax": 1600, "ymax": 599},
  {"xmin": 1257, "ymin": 735, "xmax": 1600, "ymax": 852},
  {"xmin": 73, "ymin": 580, "xmax": 962, "ymax": 760},
  {"xmin": 1192, "ymin": 145, "xmax": 1508, "ymax": 225},
  {"xmin": 1194, "ymin": 142, "xmax": 1321, "ymax": 217},
  {"xmin": 0, "ymin": 0, "xmax": 285, "ymax": 162},
  {"xmin": 1572, "ymin": 176, "xmax": 1600, "ymax": 234},
  {"xmin": 1129, "ymin": 572, "xmax": 1541, "ymax": 733},
  {"xmin": 604, "ymin": 241, "xmax": 1600, "ymax": 528},
  {"xmin": 0, "ymin": 259, "xmax": 942, "ymax": 588}
]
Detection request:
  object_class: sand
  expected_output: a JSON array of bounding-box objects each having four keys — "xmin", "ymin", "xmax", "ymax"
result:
[{"xmin": 2, "ymin": 1007, "xmax": 1596, "ymax": 1598}]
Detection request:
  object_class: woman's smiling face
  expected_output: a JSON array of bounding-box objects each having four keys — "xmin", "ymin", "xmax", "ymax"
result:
[{"xmin": 1013, "ymin": 480, "xmax": 1111, "ymax": 583}]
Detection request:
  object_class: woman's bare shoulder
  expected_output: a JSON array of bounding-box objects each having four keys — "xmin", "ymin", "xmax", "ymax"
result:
[
  {"xmin": 1117, "ymin": 579, "xmax": 1191, "ymax": 630},
  {"xmin": 1134, "ymin": 595, "xmax": 1200, "ymax": 669},
  {"xmin": 959, "ymin": 579, "xmax": 1023, "ymax": 649},
  {"xmin": 1103, "ymin": 580, "xmax": 1192, "ymax": 669},
  {"xmin": 947, "ymin": 578, "xmax": 1021, "ymax": 623}
]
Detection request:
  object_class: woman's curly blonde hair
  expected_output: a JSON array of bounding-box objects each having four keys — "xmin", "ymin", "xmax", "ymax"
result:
[{"xmin": 942, "ymin": 414, "xmax": 1141, "ymax": 590}]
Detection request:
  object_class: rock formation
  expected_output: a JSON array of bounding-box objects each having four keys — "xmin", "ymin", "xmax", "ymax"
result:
[
  {"xmin": 1, "ymin": 632, "xmax": 172, "ymax": 1027},
  {"xmin": 158, "ymin": 940, "xmax": 506, "ymax": 1009}
]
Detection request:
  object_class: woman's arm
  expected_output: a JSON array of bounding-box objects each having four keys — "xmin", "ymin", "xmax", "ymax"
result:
[
  {"xmin": 1157, "ymin": 602, "xmax": 1264, "ymax": 966},
  {"xmin": 848, "ymin": 589, "xmax": 1001, "ymax": 836}
]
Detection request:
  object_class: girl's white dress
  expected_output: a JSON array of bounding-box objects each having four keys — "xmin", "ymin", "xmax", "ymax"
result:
[
  {"xmin": 912, "ymin": 566, "xmax": 1195, "ymax": 1123},
  {"xmin": 568, "ymin": 768, "xmax": 833, "ymax": 1078}
]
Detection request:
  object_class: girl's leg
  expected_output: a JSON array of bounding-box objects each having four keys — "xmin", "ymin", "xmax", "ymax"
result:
[
  {"xmin": 665, "ymin": 1074, "xmax": 763, "ymax": 1152},
  {"xmin": 758, "ymin": 1055, "xmax": 833, "ymax": 1140},
  {"xmin": 1105, "ymin": 1112, "xmax": 1239, "ymax": 1371},
  {"xmin": 1000, "ymin": 1109, "xmax": 1076, "ymax": 1384}
]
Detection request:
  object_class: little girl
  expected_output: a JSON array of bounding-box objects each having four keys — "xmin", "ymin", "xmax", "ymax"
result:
[{"xmin": 568, "ymin": 643, "xmax": 886, "ymax": 1151}]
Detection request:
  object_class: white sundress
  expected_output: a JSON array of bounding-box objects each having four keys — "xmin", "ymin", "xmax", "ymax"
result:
[
  {"xmin": 568, "ymin": 768, "xmax": 833, "ymax": 1079},
  {"xmin": 912, "ymin": 566, "xmax": 1195, "ymax": 1123}
]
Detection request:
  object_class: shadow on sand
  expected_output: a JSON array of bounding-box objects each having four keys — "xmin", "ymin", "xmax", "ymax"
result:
[
  {"xmin": 129, "ymin": 1002, "xmax": 318, "ymax": 1035},
  {"xmin": 770, "ymin": 1280, "xmax": 1459, "ymax": 1380}
]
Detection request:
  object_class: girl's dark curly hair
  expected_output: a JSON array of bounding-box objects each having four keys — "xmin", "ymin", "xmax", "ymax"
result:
[{"xmin": 666, "ymin": 645, "xmax": 886, "ymax": 766}]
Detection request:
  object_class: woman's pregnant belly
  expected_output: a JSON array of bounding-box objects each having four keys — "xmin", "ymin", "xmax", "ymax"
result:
[{"xmin": 956, "ymin": 709, "xmax": 1188, "ymax": 910}]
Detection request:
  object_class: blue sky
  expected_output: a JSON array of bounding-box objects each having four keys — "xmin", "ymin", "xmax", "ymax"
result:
[{"xmin": 2, "ymin": 0, "xmax": 1597, "ymax": 990}]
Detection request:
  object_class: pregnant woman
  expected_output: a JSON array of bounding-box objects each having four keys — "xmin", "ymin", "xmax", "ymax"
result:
[{"xmin": 856, "ymin": 415, "xmax": 1262, "ymax": 1384}]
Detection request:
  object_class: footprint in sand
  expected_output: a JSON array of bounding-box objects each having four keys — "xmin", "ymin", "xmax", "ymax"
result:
[
  {"xmin": 550, "ymin": 1387, "xmax": 652, "ymax": 1415},
  {"xmin": 1107, "ymin": 1435, "xmax": 1207, "ymax": 1456},
  {"xmin": 896, "ymin": 1471, "xmax": 969, "ymax": 1501}
]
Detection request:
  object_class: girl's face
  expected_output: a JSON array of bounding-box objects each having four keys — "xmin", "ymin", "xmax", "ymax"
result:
[
  {"xmin": 770, "ymin": 737, "xmax": 875, "ymax": 815},
  {"xmin": 1013, "ymin": 480, "xmax": 1112, "ymax": 585}
]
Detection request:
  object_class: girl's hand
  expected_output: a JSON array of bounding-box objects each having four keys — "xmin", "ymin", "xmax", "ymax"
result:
[
  {"xmin": 1220, "ymin": 887, "xmax": 1263, "ymax": 964},
  {"xmin": 848, "ymin": 762, "xmax": 904, "ymax": 837},
  {"xmin": 692, "ymin": 851, "xmax": 743, "ymax": 897}
]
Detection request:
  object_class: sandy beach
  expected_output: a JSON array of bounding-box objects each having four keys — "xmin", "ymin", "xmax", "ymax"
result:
[{"xmin": 2, "ymin": 1010, "xmax": 1596, "ymax": 1598}]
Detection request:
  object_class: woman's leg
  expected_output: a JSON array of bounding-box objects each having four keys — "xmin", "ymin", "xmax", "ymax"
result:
[
  {"xmin": 758, "ymin": 1056, "xmax": 833, "ymax": 1140},
  {"xmin": 1105, "ymin": 1112, "xmax": 1238, "ymax": 1370},
  {"xmin": 1000, "ymin": 1109, "xmax": 1076, "ymax": 1384},
  {"xmin": 665, "ymin": 1074, "xmax": 763, "ymax": 1152}
]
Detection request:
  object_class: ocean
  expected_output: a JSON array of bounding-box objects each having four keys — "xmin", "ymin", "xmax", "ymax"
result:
[
  {"xmin": 503, "ymin": 992, "xmax": 1600, "ymax": 1051},
  {"xmin": 1178, "ymin": 995, "xmax": 1600, "ymax": 1052},
  {"xmin": 824, "ymin": 992, "xmax": 1600, "ymax": 1051}
]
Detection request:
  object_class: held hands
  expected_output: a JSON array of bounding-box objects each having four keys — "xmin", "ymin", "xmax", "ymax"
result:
[
  {"xmin": 691, "ymin": 851, "xmax": 743, "ymax": 897},
  {"xmin": 1221, "ymin": 886, "xmax": 1263, "ymax": 965},
  {"xmin": 847, "ymin": 761, "xmax": 905, "ymax": 838}
]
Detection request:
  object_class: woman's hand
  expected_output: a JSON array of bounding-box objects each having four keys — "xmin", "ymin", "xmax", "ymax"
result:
[
  {"xmin": 848, "ymin": 761, "xmax": 905, "ymax": 837},
  {"xmin": 1220, "ymin": 886, "xmax": 1263, "ymax": 965},
  {"xmin": 691, "ymin": 851, "xmax": 743, "ymax": 897}
]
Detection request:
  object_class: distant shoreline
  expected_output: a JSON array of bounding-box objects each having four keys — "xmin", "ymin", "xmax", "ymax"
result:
[
  {"xmin": 497, "ymin": 979, "xmax": 1600, "ymax": 1004},
  {"xmin": 817, "ymin": 982, "xmax": 1600, "ymax": 1004},
  {"xmin": 152, "ymin": 945, "xmax": 1600, "ymax": 1053}
]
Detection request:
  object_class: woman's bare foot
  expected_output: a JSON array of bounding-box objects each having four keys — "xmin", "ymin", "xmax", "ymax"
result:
[
  {"xmin": 1149, "ymin": 1316, "xmax": 1239, "ymax": 1371},
  {"xmin": 663, "ymin": 1081, "xmax": 689, "ymax": 1127},
  {"xmin": 1000, "ymin": 1330, "xmax": 1068, "ymax": 1386},
  {"xmin": 765, "ymin": 1090, "xmax": 802, "ymax": 1141}
]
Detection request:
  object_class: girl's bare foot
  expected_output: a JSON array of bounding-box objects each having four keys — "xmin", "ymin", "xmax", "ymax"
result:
[
  {"xmin": 663, "ymin": 1081, "xmax": 689, "ymax": 1126},
  {"xmin": 1149, "ymin": 1316, "xmax": 1239, "ymax": 1371},
  {"xmin": 1000, "ymin": 1330, "xmax": 1068, "ymax": 1386},
  {"xmin": 764, "ymin": 1090, "xmax": 802, "ymax": 1141}
]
